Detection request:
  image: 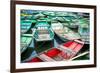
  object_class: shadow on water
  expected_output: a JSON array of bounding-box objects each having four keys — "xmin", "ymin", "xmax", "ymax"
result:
[
  {"xmin": 34, "ymin": 40, "xmax": 54, "ymax": 53},
  {"xmin": 21, "ymin": 47, "xmax": 34, "ymax": 61}
]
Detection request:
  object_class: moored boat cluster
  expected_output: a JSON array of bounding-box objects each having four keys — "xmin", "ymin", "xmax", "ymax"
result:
[{"xmin": 20, "ymin": 10, "xmax": 90, "ymax": 63}]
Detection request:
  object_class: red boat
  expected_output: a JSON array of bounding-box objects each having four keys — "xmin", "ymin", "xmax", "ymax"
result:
[
  {"xmin": 38, "ymin": 40, "xmax": 84, "ymax": 61},
  {"xmin": 28, "ymin": 57, "xmax": 43, "ymax": 62},
  {"xmin": 58, "ymin": 40, "xmax": 84, "ymax": 59},
  {"xmin": 27, "ymin": 40, "xmax": 84, "ymax": 62}
]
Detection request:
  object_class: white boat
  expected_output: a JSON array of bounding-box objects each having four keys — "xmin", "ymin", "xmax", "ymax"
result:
[{"xmin": 51, "ymin": 21, "xmax": 81, "ymax": 41}]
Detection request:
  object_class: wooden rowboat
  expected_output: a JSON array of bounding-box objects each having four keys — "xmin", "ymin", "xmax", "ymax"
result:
[
  {"xmin": 34, "ymin": 20, "xmax": 54, "ymax": 42},
  {"xmin": 51, "ymin": 21, "xmax": 81, "ymax": 42}
]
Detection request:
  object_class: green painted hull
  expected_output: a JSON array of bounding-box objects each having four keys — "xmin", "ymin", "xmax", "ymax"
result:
[
  {"xmin": 21, "ymin": 36, "xmax": 33, "ymax": 53},
  {"xmin": 34, "ymin": 20, "xmax": 54, "ymax": 42}
]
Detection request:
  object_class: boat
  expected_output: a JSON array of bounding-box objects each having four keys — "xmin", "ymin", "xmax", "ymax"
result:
[
  {"xmin": 27, "ymin": 57, "xmax": 43, "ymax": 63},
  {"xmin": 51, "ymin": 21, "xmax": 81, "ymax": 42},
  {"xmin": 23, "ymin": 40, "xmax": 85, "ymax": 62},
  {"xmin": 78, "ymin": 18, "xmax": 90, "ymax": 44},
  {"xmin": 21, "ymin": 29, "xmax": 35, "ymax": 53},
  {"xmin": 35, "ymin": 40, "xmax": 84, "ymax": 61},
  {"xmin": 63, "ymin": 15, "xmax": 78, "ymax": 22},
  {"xmin": 43, "ymin": 48, "xmax": 62, "ymax": 61},
  {"xmin": 42, "ymin": 11, "xmax": 55, "ymax": 16},
  {"xmin": 55, "ymin": 12, "xmax": 69, "ymax": 16},
  {"xmin": 21, "ymin": 10, "xmax": 34, "ymax": 20},
  {"xmin": 55, "ymin": 17, "xmax": 66, "ymax": 22},
  {"xmin": 21, "ymin": 27, "xmax": 36, "ymax": 53},
  {"xmin": 21, "ymin": 35, "xmax": 33, "ymax": 53},
  {"xmin": 21, "ymin": 34, "xmax": 34, "ymax": 53},
  {"xmin": 34, "ymin": 20, "xmax": 54, "ymax": 42},
  {"xmin": 78, "ymin": 13, "xmax": 89, "ymax": 18},
  {"xmin": 34, "ymin": 12, "xmax": 45, "ymax": 19},
  {"xmin": 57, "ymin": 40, "xmax": 84, "ymax": 59},
  {"xmin": 63, "ymin": 16, "xmax": 79, "ymax": 29},
  {"xmin": 21, "ymin": 20, "xmax": 33, "ymax": 34}
]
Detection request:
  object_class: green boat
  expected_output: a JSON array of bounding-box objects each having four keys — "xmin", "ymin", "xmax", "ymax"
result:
[
  {"xmin": 55, "ymin": 12, "xmax": 69, "ymax": 16},
  {"xmin": 78, "ymin": 18, "xmax": 90, "ymax": 44},
  {"xmin": 21, "ymin": 35, "xmax": 33, "ymax": 53},
  {"xmin": 34, "ymin": 20, "xmax": 54, "ymax": 42},
  {"xmin": 42, "ymin": 11, "xmax": 55, "ymax": 16},
  {"xmin": 21, "ymin": 20, "xmax": 33, "ymax": 34},
  {"xmin": 34, "ymin": 13, "xmax": 45, "ymax": 19},
  {"xmin": 52, "ymin": 17, "xmax": 66, "ymax": 22}
]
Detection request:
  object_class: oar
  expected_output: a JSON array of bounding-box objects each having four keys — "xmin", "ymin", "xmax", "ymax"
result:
[{"xmin": 69, "ymin": 51, "xmax": 89, "ymax": 61}]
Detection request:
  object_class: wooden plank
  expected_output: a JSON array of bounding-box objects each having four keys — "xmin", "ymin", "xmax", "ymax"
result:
[{"xmin": 38, "ymin": 54, "xmax": 55, "ymax": 62}]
